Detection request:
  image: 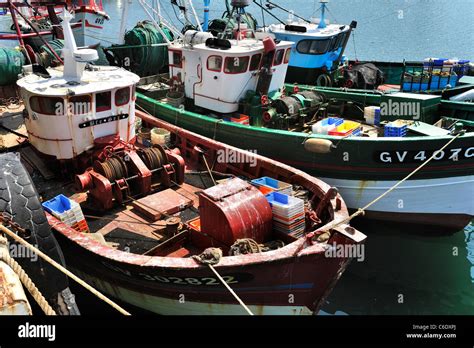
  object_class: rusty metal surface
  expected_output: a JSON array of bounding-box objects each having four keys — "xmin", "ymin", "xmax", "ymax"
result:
[
  {"xmin": 49, "ymin": 112, "xmax": 363, "ymax": 268},
  {"xmin": 199, "ymin": 177, "xmax": 273, "ymax": 246},
  {"xmin": 0, "ymin": 255, "xmax": 32, "ymax": 315},
  {"xmin": 132, "ymin": 189, "xmax": 193, "ymax": 221}
]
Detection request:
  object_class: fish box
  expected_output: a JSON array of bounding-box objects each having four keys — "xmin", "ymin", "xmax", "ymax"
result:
[
  {"xmin": 364, "ymin": 106, "xmax": 381, "ymax": 125},
  {"xmin": 328, "ymin": 121, "xmax": 362, "ymax": 137},
  {"xmin": 265, "ymin": 192, "xmax": 305, "ymax": 235},
  {"xmin": 230, "ymin": 114, "xmax": 250, "ymax": 125},
  {"xmin": 384, "ymin": 120, "xmax": 408, "ymax": 137},
  {"xmin": 251, "ymin": 177, "xmax": 293, "ymax": 196},
  {"xmin": 430, "ymin": 74, "xmax": 458, "ymax": 89},
  {"xmin": 42, "ymin": 194, "xmax": 87, "ymax": 229},
  {"xmin": 312, "ymin": 117, "xmax": 343, "ymax": 134}
]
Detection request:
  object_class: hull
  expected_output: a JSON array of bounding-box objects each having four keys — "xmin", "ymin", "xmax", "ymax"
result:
[
  {"xmin": 51, "ymin": 223, "xmax": 352, "ymax": 315},
  {"xmin": 73, "ymin": 270, "xmax": 315, "ymax": 315},
  {"xmin": 321, "ymin": 175, "xmax": 474, "ymax": 230},
  {"xmin": 137, "ymin": 93, "xmax": 474, "ymax": 230},
  {"xmin": 46, "ymin": 119, "xmax": 363, "ymax": 315},
  {"xmin": 6, "ymin": 8, "xmax": 108, "ymax": 49},
  {"xmin": 71, "ymin": 9, "xmax": 108, "ymax": 47}
]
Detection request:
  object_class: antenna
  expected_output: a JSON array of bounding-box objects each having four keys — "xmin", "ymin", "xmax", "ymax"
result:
[
  {"xmin": 202, "ymin": 0, "xmax": 211, "ymax": 31},
  {"xmin": 222, "ymin": 0, "xmax": 252, "ymax": 43},
  {"xmin": 318, "ymin": 0, "xmax": 328, "ymax": 29},
  {"xmin": 61, "ymin": 11, "xmax": 98, "ymax": 80}
]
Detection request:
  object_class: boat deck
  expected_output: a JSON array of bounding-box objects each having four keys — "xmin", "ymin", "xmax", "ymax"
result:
[{"xmin": 82, "ymin": 182, "xmax": 203, "ymax": 257}]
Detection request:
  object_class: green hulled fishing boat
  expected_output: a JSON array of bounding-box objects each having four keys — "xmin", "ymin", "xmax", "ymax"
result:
[{"xmin": 134, "ymin": 0, "xmax": 473, "ymax": 232}]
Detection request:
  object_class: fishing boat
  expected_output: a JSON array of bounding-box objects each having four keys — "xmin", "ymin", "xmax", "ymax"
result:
[
  {"xmin": 9, "ymin": 10, "xmax": 366, "ymax": 315},
  {"xmin": 0, "ymin": 0, "xmax": 109, "ymax": 48},
  {"xmin": 132, "ymin": 0, "xmax": 474, "ymax": 232},
  {"xmin": 262, "ymin": 0, "xmax": 356, "ymax": 86}
]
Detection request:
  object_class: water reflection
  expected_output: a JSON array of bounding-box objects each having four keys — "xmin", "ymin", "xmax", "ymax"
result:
[{"xmin": 322, "ymin": 220, "xmax": 474, "ymax": 315}]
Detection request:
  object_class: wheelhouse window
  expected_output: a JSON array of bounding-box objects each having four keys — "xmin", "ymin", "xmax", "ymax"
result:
[
  {"xmin": 273, "ymin": 49, "xmax": 284, "ymax": 66},
  {"xmin": 115, "ymin": 87, "xmax": 130, "ymax": 106},
  {"xmin": 29, "ymin": 96, "xmax": 64, "ymax": 115},
  {"xmin": 69, "ymin": 95, "xmax": 92, "ymax": 115},
  {"xmin": 249, "ymin": 53, "xmax": 262, "ymax": 71},
  {"xmin": 170, "ymin": 50, "xmax": 182, "ymax": 68},
  {"xmin": 96, "ymin": 91, "xmax": 112, "ymax": 112},
  {"xmin": 224, "ymin": 56, "xmax": 250, "ymax": 74},
  {"xmin": 296, "ymin": 39, "xmax": 331, "ymax": 55},
  {"xmin": 284, "ymin": 48, "xmax": 291, "ymax": 64},
  {"xmin": 207, "ymin": 55, "xmax": 223, "ymax": 72}
]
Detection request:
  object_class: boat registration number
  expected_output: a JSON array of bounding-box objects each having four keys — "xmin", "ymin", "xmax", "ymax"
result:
[
  {"xmin": 138, "ymin": 274, "xmax": 242, "ymax": 285},
  {"xmin": 376, "ymin": 147, "xmax": 474, "ymax": 163},
  {"xmin": 79, "ymin": 114, "xmax": 129, "ymax": 129},
  {"xmin": 102, "ymin": 261, "xmax": 254, "ymax": 285}
]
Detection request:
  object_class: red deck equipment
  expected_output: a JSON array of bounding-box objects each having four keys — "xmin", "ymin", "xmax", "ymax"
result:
[{"xmin": 199, "ymin": 177, "xmax": 273, "ymax": 246}]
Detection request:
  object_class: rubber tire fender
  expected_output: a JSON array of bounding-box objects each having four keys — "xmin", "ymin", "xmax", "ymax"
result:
[{"xmin": 0, "ymin": 152, "xmax": 80, "ymax": 315}]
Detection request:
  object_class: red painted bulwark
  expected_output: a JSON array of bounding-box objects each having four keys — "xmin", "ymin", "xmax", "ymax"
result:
[{"xmin": 199, "ymin": 178, "xmax": 273, "ymax": 246}]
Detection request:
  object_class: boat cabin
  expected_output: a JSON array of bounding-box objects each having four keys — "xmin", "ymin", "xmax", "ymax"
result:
[
  {"xmin": 269, "ymin": 21, "xmax": 352, "ymax": 83},
  {"xmin": 17, "ymin": 11, "xmax": 139, "ymax": 160},
  {"xmin": 168, "ymin": 31, "xmax": 293, "ymax": 114},
  {"xmin": 267, "ymin": 1, "xmax": 355, "ymax": 85}
]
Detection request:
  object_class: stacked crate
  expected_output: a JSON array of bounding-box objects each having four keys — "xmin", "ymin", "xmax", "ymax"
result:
[
  {"xmin": 312, "ymin": 117, "xmax": 343, "ymax": 134},
  {"xmin": 265, "ymin": 192, "xmax": 305, "ymax": 235},
  {"xmin": 328, "ymin": 120, "xmax": 362, "ymax": 137},
  {"xmin": 384, "ymin": 120, "xmax": 408, "ymax": 137},
  {"xmin": 42, "ymin": 195, "xmax": 89, "ymax": 233},
  {"xmin": 364, "ymin": 106, "xmax": 381, "ymax": 125},
  {"xmin": 251, "ymin": 177, "xmax": 293, "ymax": 196}
]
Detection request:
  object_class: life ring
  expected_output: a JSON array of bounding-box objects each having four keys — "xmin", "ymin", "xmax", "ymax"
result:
[{"xmin": 0, "ymin": 153, "xmax": 80, "ymax": 315}]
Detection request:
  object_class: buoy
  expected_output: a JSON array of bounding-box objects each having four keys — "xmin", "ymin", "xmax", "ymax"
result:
[{"xmin": 304, "ymin": 138, "xmax": 334, "ymax": 154}]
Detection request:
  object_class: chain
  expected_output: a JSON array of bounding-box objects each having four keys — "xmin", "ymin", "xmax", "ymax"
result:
[{"xmin": 0, "ymin": 212, "xmax": 29, "ymax": 237}]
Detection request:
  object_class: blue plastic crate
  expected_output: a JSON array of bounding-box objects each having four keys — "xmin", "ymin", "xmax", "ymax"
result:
[
  {"xmin": 384, "ymin": 123, "xmax": 407, "ymax": 137},
  {"xmin": 251, "ymin": 177, "xmax": 292, "ymax": 195},
  {"xmin": 42, "ymin": 194, "xmax": 73, "ymax": 215},
  {"xmin": 430, "ymin": 75, "xmax": 458, "ymax": 89},
  {"xmin": 351, "ymin": 128, "xmax": 362, "ymax": 137},
  {"xmin": 324, "ymin": 117, "xmax": 344, "ymax": 126},
  {"xmin": 265, "ymin": 191, "xmax": 290, "ymax": 205}
]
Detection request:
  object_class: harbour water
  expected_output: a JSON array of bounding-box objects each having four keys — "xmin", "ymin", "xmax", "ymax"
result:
[{"xmin": 101, "ymin": 0, "xmax": 474, "ymax": 61}]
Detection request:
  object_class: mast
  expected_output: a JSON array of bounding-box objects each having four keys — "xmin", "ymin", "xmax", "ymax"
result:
[
  {"xmin": 202, "ymin": 0, "xmax": 210, "ymax": 31},
  {"xmin": 119, "ymin": 0, "xmax": 132, "ymax": 44},
  {"xmin": 318, "ymin": 0, "xmax": 328, "ymax": 29},
  {"xmin": 62, "ymin": 11, "xmax": 98, "ymax": 80}
]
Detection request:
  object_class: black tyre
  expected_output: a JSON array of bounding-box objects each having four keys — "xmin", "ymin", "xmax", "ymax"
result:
[{"xmin": 0, "ymin": 152, "xmax": 80, "ymax": 315}]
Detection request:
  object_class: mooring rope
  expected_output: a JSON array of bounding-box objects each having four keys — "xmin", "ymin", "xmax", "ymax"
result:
[
  {"xmin": 193, "ymin": 248, "xmax": 254, "ymax": 315},
  {"xmin": 321, "ymin": 132, "xmax": 463, "ymax": 232},
  {"xmin": 0, "ymin": 224, "xmax": 131, "ymax": 316},
  {"xmin": 0, "ymin": 236, "xmax": 56, "ymax": 315},
  {"xmin": 208, "ymin": 263, "xmax": 254, "ymax": 316}
]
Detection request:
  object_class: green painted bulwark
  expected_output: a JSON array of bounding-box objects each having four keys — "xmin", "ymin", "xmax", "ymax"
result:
[{"xmin": 137, "ymin": 93, "xmax": 474, "ymax": 182}]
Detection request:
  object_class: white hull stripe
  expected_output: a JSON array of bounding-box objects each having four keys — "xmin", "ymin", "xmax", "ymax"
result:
[
  {"xmin": 78, "ymin": 271, "xmax": 313, "ymax": 315},
  {"xmin": 320, "ymin": 175, "xmax": 474, "ymax": 215}
]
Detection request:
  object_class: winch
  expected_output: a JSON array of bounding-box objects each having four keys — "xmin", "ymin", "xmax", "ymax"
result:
[
  {"xmin": 75, "ymin": 138, "xmax": 185, "ymax": 211},
  {"xmin": 259, "ymin": 90, "xmax": 327, "ymax": 128}
]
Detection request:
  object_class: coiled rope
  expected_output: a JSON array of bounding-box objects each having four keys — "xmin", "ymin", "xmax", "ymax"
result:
[
  {"xmin": 0, "ymin": 235, "xmax": 56, "ymax": 315},
  {"xmin": 0, "ymin": 224, "xmax": 131, "ymax": 316}
]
